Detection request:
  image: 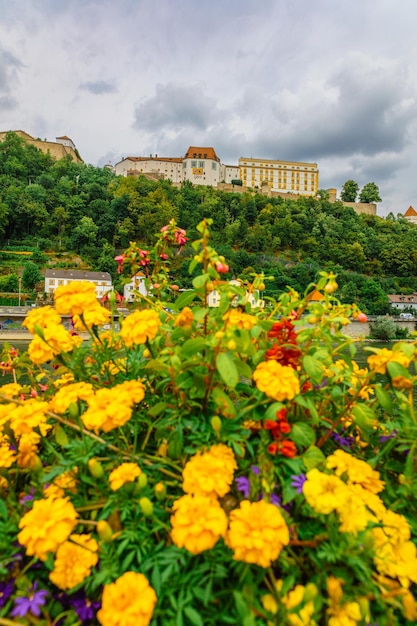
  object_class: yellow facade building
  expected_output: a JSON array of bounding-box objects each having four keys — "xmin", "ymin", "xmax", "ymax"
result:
[{"xmin": 238, "ymin": 156, "xmax": 319, "ymax": 196}]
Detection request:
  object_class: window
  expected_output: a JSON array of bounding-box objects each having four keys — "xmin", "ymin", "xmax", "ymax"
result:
[
  {"xmin": 212, "ymin": 162, "xmax": 217, "ymax": 170},
  {"xmin": 191, "ymin": 160, "xmax": 197, "ymax": 168},
  {"xmin": 198, "ymin": 161, "xmax": 205, "ymax": 168},
  {"xmin": 58, "ymin": 280, "xmax": 64, "ymax": 285},
  {"xmin": 49, "ymin": 279, "xmax": 55, "ymax": 285}
]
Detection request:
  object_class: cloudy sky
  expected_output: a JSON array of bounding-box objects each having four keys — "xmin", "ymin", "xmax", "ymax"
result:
[{"xmin": 1, "ymin": 0, "xmax": 416, "ymax": 216}]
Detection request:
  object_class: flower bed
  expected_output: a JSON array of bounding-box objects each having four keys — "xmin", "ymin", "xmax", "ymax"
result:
[{"xmin": 0, "ymin": 219, "xmax": 416, "ymax": 625}]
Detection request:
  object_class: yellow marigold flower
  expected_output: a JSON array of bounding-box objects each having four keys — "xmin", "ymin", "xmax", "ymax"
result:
[
  {"xmin": 402, "ymin": 589, "xmax": 417, "ymax": 621},
  {"xmin": 372, "ymin": 527, "xmax": 417, "ymax": 586},
  {"xmin": 54, "ymin": 372, "xmax": 75, "ymax": 388},
  {"xmin": 303, "ymin": 469, "xmax": 349, "ymax": 515},
  {"xmin": 54, "ymin": 281, "xmax": 98, "ymax": 316},
  {"xmin": 49, "ymin": 533, "xmax": 98, "ymax": 590},
  {"xmin": 348, "ymin": 483, "xmax": 386, "ymax": 519},
  {"xmin": 95, "ymin": 330, "xmax": 123, "ymax": 349},
  {"xmin": 226, "ymin": 499, "xmax": 289, "ymax": 568},
  {"xmin": 9, "ymin": 399, "xmax": 50, "ymax": 437},
  {"xmin": 28, "ymin": 325, "xmax": 82, "ymax": 364},
  {"xmin": 182, "ymin": 444, "xmax": 237, "ymax": 498},
  {"xmin": 49, "ymin": 382, "xmax": 95, "ymax": 414},
  {"xmin": 367, "ymin": 348, "xmax": 411, "ymax": 375},
  {"xmin": 326, "ymin": 450, "xmax": 384, "ymax": 494},
  {"xmin": 22, "ymin": 305, "xmax": 62, "ymax": 333},
  {"xmin": 0, "ymin": 437, "xmax": 16, "ymax": 468},
  {"xmin": 0, "ymin": 475, "xmax": 8, "ymax": 491},
  {"xmin": 18, "ymin": 496, "xmax": 78, "ymax": 561},
  {"xmin": 116, "ymin": 379, "xmax": 146, "ymax": 404},
  {"xmin": 44, "ymin": 468, "xmax": 78, "ymax": 498},
  {"xmin": 327, "ymin": 602, "xmax": 362, "ymax": 626},
  {"xmin": 109, "ymin": 462, "xmax": 142, "ymax": 491},
  {"xmin": 72, "ymin": 304, "xmax": 111, "ymax": 330},
  {"xmin": 283, "ymin": 584, "xmax": 318, "ymax": 626},
  {"xmin": 17, "ymin": 431, "xmax": 41, "ymax": 468},
  {"xmin": 120, "ymin": 309, "xmax": 161, "ymax": 346},
  {"xmin": 253, "ymin": 360, "xmax": 300, "ymax": 402},
  {"xmin": 174, "ymin": 306, "xmax": 194, "ymax": 328},
  {"xmin": 0, "ymin": 382, "xmax": 22, "ymax": 398},
  {"xmin": 223, "ymin": 309, "xmax": 257, "ymax": 330},
  {"xmin": 336, "ymin": 490, "xmax": 375, "ymax": 535},
  {"xmin": 391, "ymin": 375, "xmax": 413, "ymax": 390},
  {"xmin": 81, "ymin": 385, "xmax": 136, "ymax": 433},
  {"xmin": 97, "ymin": 571, "xmax": 157, "ymax": 626},
  {"xmin": 170, "ymin": 493, "xmax": 228, "ymax": 555},
  {"xmin": 379, "ymin": 510, "xmax": 411, "ymax": 543}
]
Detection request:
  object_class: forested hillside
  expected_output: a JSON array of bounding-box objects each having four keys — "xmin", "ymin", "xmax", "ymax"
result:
[{"xmin": 1, "ymin": 131, "xmax": 416, "ymax": 314}]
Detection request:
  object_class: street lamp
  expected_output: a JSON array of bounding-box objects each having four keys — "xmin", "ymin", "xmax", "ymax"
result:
[{"xmin": 18, "ymin": 276, "xmax": 22, "ymax": 307}]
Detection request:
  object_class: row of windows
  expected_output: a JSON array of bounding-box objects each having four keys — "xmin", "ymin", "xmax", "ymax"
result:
[{"xmin": 47, "ymin": 279, "xmax": 110, "ymax": 286}]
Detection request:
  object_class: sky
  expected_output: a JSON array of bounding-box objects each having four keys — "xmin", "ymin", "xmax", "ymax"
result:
[{"xmin": 1, "ymin": 0, "xmax": 417, "ymax": 216}]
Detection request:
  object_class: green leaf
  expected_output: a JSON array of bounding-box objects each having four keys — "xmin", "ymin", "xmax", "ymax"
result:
[
  {"xmin": 302, "ymin": 445, "xmax": 326, "ymax": 470},
  {"xmin": 302, "ymin": 355, "xmax": 323, "ymax": 383},
  {"xmin": 144, "ymin": 359, "xmax": 170, "ymax": 373},
  {"xmin": 192, "ymin": 273, "xmax": 210, "ymax": 290},
  {"xmin": 263, "ymin": 402, "xmax": 285, "ymax": 420},
  {"xmin": 290, "ymin": 422, "xmax": 316, "ymax": 447},
  {"xmin": 183, "ymin": 607, "xmax": 204, "ymax": 626},
  {"xmin": 54, "ymin": 424, "xmax": 69, "ymax": 447},
  {"xmin": 173, "ymin": 290, "xmax": 197, "ymax": 311},
  {"xmin": 181, "ymin": 338, "xmax": 207, "ymax": 358},
  {"xmin": 212, "ymin": 387, "xmax": 237, "ymax": 418},
  {"xmin": 233, "ymin": 358, "xmax": 253, "ymax": 380},
  {"xmin": 387, "ymin": 361, "xmax": 410, "ymax": 379},
  {"xmin": 148, "ymin": 402, "xmax": 168, "ymax": 418},
  {"xmin": 374, "ymin": 385, "xmax": 393, "ymax": 412},
  {"xmin": 352, "ymin": 404, "xmax": 375, "ymax": 435},
  {"xmin": 151, "ymin": 565, "xmax": 162, "ymax": 596},
  {"xmin": 216, "ymin": 352, "xmax": 239, "ymax": 388}
]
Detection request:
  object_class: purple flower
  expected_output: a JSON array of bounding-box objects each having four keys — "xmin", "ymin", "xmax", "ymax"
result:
[
  {"xmin": 331, "ymin": 431, "xmax": 354, "ymax": 448},
  {"xmin": 290, "ymin": 474, "xmax": 306, "ymax": 494},
  {"xmin": 71, "ymin": 593, "xmax": 100, "ymax": 623},
  {"xmin": 250, "ymin": 465, "xmax": 260, "ymax": 475},
  {"xmin": 0, "ymin": 580, "xmax": 14, "ymax": 608},
  {"xmin": 11, "ymin": 584, "xmax": 48, "ymax": 618},
  {"xmin": 235, "ymin": 476, "xmax": 250, "ymax": 498},
  {"xmin": 270, "ymin": 493, "xmax": 282, "ymax": 506},
  {"xmin": 379, "ymin": 430, "xmax": 397, "ymax": 443}
]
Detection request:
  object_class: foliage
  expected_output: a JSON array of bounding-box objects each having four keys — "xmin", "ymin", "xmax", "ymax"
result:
[
  {"xmin": 340, "ymin": 180, "xmax": 359, "ymax": 202},
  {"xmin": 22, "ymin": 261, "xmax": 44, "ymax": 290},
  {"xmin": 0, "ymin": 220, "xmax": 416, "ymax": 625},
  {"xmin": 369, "ymin": 317, "xmax": 410, "ymax": 341},
  {"xmin": 359, "ymin": 183, "xmax": 382, "ymax": 204}
]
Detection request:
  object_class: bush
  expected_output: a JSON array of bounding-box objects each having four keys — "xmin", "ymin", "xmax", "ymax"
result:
[
  {"xmin": 0, "ymin": 219, "xmax": 416, "ymax": 625},
  {"xmin": 369, "ymin": 316, "xmax": 410, "ymax": 341}
]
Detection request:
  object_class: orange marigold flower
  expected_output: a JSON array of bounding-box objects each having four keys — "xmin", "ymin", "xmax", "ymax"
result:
[
  {"xmin": 367, "ymin": 348, "xmax": 411, "ymax": 375},
  {"xmin": 182, "ymin": 443, "xmax": 237, "ymax": 498},
  {"xmin": 226, "ymin": 500, "xmax": 289, "ymax": 568},
  {"xmin": 97, "ymin": 571, "xmax": 157, "ymax": 626},
  {"xmin": 9, "ymin": 399, "xmax": 50, "ymax": 437},
  {"xmin": 253, "ymin": 360, "xmax": 300, "ymax": 402},
  {"xmin": 49, "ymin": 534, "xmax": 98, "ymax": 590},
  {"xmin": 109, "ymin": 462, "xmax": 142, "ymax": 491},
  {"xmin": 18, "ymin": 496, "xmax": 78, "ymax": 561},
  {"xmin": 223, "ymin": 309, "xmax": 257, "ymax": 330},
  {"xmin": 22, "ymin": 305, "xmax": 62, "ymax": 333},
  {"xmin": 120, "ymin": 309, "xmax": 161, "ymax": 346},
  {"xmin": 174, "ymin": 306, "xmax": 194, "ymax": 328},
  {"xmin": 44, "ymin": 468, "xmax": 78, "ymax": 498},
  {"xmin": 170, "ymin": 493, "xmax": 228, "ymax": 554},
  {"xmin": 72, "ymin": 304, "xmax": 111, "ymax": 330},
  {"xmin": 49, "ymin": 382, "xmax": 95, "ymax": 414},
  {"xmin": 54, "ymin": 281, "xmax": 98, "ymax": 316}
]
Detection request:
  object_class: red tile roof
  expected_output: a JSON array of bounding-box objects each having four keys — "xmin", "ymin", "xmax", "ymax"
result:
[
  {"xmin": 404, "ymin": 205, "xmax": 417, "ymax": 216},
  {"xmin": 184, "ymin": 146, "xmax": 220, "ymax": 162}
]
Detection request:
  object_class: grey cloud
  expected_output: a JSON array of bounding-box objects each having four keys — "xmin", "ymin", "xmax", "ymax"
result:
[
  {"xmin": 133, "ymin": 83, "xmax": 226, "ymax": 133},
  {"xmin": 0, "ymin": 47, "xmax": 23, "ymax": 91},
  {"xmin": 80, "ymin": 80, "xmax": 117, "ymax": 94},
  {"xmin": 0, "ymin": 95, "xmax": 17, "ymax": 110}
]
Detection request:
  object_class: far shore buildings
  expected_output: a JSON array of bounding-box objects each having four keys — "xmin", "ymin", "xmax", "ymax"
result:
[
  {"xmin": 114, "ymin": 146, "xmax": 318, "ymax": 197},
  {"xmin": 44, "ymin": 270, "xmax": 112, "ymax": 299},
  {"xmin": 403, "ymin": 206, "xmax": 417, "ymax": 225},
  {"xmin": 0, "ymin": 130, "xmax": 82, "ymax": 162}
]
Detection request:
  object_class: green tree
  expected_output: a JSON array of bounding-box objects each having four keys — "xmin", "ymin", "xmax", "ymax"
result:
[
  {"xmin": 72, "ymin": 216, "xmax": 99, "ymax": 251},
  {"xmin": 340, "ymin": 180, "xmax": 359, "ymax": 202},
  {"xmin": 22, "ymin": 262, "xmax": 43, "ymax": 290},
  {"xmin": 359, "ymin": 182, "xmax": 381, "ymax": 203}
]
